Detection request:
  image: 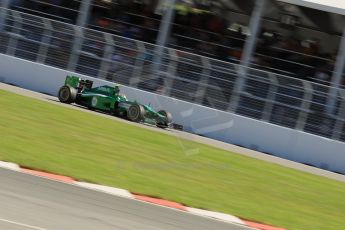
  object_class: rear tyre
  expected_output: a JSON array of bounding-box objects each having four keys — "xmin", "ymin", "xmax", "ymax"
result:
[
  {"xmin": 127, "ymin": 104, "xmax": 145, "ymax": 122},
  {"xmin": 156, "ymin": 110, "xmax": 172, "ymax": 128},
  {"xmin": 58, "ymin": 85, "xmax": 77, "ymax": 104}
]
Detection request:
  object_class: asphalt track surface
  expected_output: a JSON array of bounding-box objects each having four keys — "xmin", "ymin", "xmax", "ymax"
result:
[
  {"xmin": 1, "ymin": 83, "xmax": 345, "ymax": 183},
  {"xmin": 0, "ymin": 168, "xmax": 251, "ymax": 230}
]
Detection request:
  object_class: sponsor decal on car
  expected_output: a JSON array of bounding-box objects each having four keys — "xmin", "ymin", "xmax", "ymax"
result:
[{"xmin": 91, "ymin": 96, "xmax": 98, "ymax": 107}]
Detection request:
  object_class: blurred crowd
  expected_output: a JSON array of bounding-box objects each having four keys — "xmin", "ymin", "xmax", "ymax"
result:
[
  {"xmin": 256, "ymin": 33, "xmax": 335, "ymax": 84},
  {"xmin": 9, "ymin": 0, "xmax": 340, "ymax": 87}
]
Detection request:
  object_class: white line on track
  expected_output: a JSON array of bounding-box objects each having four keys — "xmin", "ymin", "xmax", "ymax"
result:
[{"xmin": 0, "ymin": 218, "xmax": 47, "ymax": 230}]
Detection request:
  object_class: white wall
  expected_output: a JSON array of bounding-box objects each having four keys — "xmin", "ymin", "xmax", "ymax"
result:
[{"xmin": 1, "ymin": 54, "xmax": 345, "ymax": 173}]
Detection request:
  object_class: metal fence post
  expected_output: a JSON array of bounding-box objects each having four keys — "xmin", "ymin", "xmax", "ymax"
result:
[
  {"xmin": 229, "ymin": 0, "xmax": 267, "ymax": 111},
  {"xmin": 194, "ymin": 57, "xmax": 210, "ymax": 105},
  {"xmin": 68, "ymin": 27, "xmax": 83, "ymax": 71},
  {"xmin": 129, "ymin": 41, "xmax": 146, "ymax": 88},
  {"xmin": 295, "ymin": 81, "xmax": 313, "ymax": 130},
  {"xmin": 0, "ymin": 0, "xmax": 10, "ymax": 31},
  {"xmin": 6, "ymin": 11, "xmax": 22, "ymax": 56},
  {"xmin": 68, "ymin": 0, "xmax": 93, "ymax": 71},
  {"xmin": 262, "ymin": 73, "xmax": 278, "ymax": 121},
  {"xmin": 153, "ymin": 0, "xmax": 176, "ymax": 71},
  {"xmin": 98, "ymin": 33, "xmax": 114, "ymax": 79},
  {"xmin": 327, "ymin": 27, "xmax": 345, "ymax": 114},
  {"xmin": 332, "ymin": 89, "xmax": 345, "ymax": 140},
  {"xmin": 76, "ymin": 0, "xmax": 93, "ymax": 27},
  {"xmin": 163, "ymin": 48, "xmax": 178, "ymax": 97},
  {"xmin": 37, "ymin": 18, "xmax": 52, "ymax": 64}
]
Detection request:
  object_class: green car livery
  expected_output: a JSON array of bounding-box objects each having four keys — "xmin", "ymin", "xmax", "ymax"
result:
[{"xmin": 58, "ymin": 76, "xmax": 172, "ymax": 128}]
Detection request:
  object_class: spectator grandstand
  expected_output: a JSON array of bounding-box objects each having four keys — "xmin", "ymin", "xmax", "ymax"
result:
[
  {"xmin": 8, "ymin": 0, "xmax": 344, "ymax": 85},
  {"xmin": 1, "ymin": 0, "xmax": 345, "ymax": 141},
  {"xmin": 8, "ymin": 0, "xmax": 345, "ymax": 87}
]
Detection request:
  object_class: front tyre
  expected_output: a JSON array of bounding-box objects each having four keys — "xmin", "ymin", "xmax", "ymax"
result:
[
  {"xmin": 156, "ymin": 110, "xmax": 172, "ymax": 128},
  {"xmin": 58, "ymin": 85, "xmax": 77, "ymax": 104},
  {"xmin": 127, "ymin": 104, "xmax": 146, "ymax": 122}
]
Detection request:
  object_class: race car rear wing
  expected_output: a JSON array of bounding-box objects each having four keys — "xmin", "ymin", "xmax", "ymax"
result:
[{"xmin": 64, "ymin": 75, "xmax": 93, "ymax": 91}]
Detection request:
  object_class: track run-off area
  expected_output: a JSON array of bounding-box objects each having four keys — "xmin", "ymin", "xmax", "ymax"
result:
[
  {"xmin": 1, "ymin": 83, "xmax": 345, "ymax": 229},
  {"xmin": 1, "ymin": 83, "xmax": 344, "ymax": 182}
]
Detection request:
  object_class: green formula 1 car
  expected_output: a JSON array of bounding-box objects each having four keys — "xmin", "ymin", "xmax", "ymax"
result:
[{"xmin": 58, "ymin": 76, "xmax": 172, "ymax": 128}]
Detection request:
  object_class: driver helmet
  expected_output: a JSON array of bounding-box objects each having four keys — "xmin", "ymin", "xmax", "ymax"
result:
[
  {"xmin": 114, "ymin": 85, "xmax": 120, "ymax": 94},
  {"xmin": 119, "ymin": 94, "xmax": 127, "ymax": 100}
]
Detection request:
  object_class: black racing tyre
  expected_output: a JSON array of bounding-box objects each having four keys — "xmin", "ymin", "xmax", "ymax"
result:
[
  {"xmin": 158, "ymin": 110, "xmax": 172, "ymax": 123},
  {"xmin": 127, "ymin": 104, "xmax": 146, "ymax": 122},
  {"xmin": 157, "ymin": 110, "xmax": 173, "ymax": 128},
  {"xmin": 112, "ymin": 102, "xmax": 119, "ymax": 116},
  {"xmin": 58, "ymin": 85, "xmax": 77, "ymax": 104}
]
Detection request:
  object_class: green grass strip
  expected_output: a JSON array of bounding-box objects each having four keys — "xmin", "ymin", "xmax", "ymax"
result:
[{"xmin": 1, "ymin": 89, "xmax": 345, "ymax": 229}]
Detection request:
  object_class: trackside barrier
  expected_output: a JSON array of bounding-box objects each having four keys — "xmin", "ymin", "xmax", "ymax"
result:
[
  {"xmin": 1, "ymin": 8, "xmax": 345, "ymax": 142},
  {"xmin": 1, "ymin": 53, "xmax": 345, "ymax": 174}
]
